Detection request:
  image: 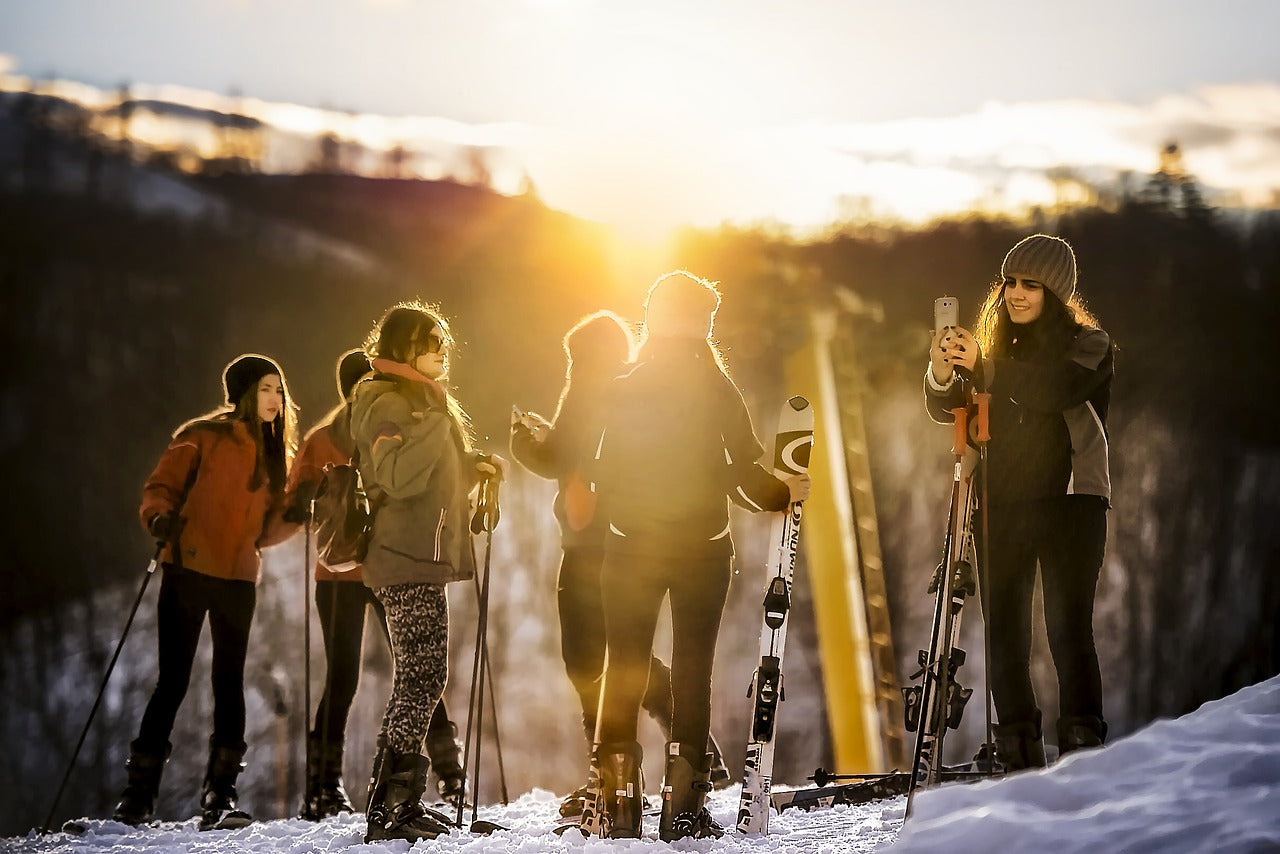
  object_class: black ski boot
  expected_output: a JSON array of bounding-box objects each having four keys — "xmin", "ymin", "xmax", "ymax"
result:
[
  {"xmin": 199, "ymin": 740, "xmax": 253, "ymax": 830},
  {"xmin": 659, "ymin": 742, "xmax": 724, "ymax": 842},
  {"xmin": 645, "ymin": 676, "xmax": 732, "ymax": 791},
  {"xmin": 112, "ymin": 739, "xmax": 170, "ymax": 825},
  {"xmin": 364, "ymin": 744, "xmax": 453, "ymax": 843},
  {"xmin": 597, "ymin": 741, "xmax": 644, "ymax": 839},
  {"xmin": 993, "ymin": 717, "xmax": 1047, "ymax": 772},
  {"xmin": 424, "ymin": 721, "xmax": 466, "ymax": 807},
  {"xmin": 1056, "ymin": 715, "xmax": 1107, "ymax": 758},
  {"xmin": 300, "ymin": 733, "xmax": 352, "ymax": 820}
]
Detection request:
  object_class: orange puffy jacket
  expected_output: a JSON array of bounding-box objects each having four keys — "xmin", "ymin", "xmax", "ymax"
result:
[
  {"xmin": 286, "ymin": 405, "xmax": 364, "ymax": 582},
  {"xmin": 139, "ymin": 418, "xmax": 293, "ymax": 583}
]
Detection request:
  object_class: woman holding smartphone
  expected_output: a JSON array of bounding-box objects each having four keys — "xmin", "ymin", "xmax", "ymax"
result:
[{"xmin": 925, "ymin": 234, "xmax": 1113, "ymax": 770}]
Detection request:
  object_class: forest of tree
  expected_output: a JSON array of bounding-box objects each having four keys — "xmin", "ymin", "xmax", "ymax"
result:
[{"xmin": 1, "ymin": 96, "xmax": 1278, "ymax": 837}]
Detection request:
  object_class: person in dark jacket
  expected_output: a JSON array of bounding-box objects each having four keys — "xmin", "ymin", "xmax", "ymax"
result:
[
  {"xmin": 586, "ymin": 272, "xmax": 810, "ymax": 841},
  {"xmin": 349, "ymin": 302, "xmax": 507, "ymax": 844},
  {"xmin": 925, "ymin": 234, "xmax": 1113, "ymax": 770},
  {"xmin": 510, "ymin": 311, "xmax": 732, "ymax": 819},
  {"xmin": 113, "ymin": 353, "xmax": 299, "ymax": 830},
  {"xmin": 285, "ymin": 349, "xmax": 465, "ymax": 821}
]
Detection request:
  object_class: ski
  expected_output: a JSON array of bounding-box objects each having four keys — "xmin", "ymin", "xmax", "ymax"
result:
[
  {"xmin": 771, "ymin": 767, "xmax": 991, "ymax": 814},
  {"xmin": 736, "ymin": 395, "xmax": 815, "ymax": 835}
]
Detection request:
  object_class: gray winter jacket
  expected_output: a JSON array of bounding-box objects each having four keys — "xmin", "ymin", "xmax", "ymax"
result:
[{"xmin": 350, "ymin": 366, "xmax": 477, "ymax": 589}]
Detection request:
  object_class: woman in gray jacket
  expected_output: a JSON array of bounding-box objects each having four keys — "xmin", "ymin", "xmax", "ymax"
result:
[{"xmin": 350, "ymin": 302, "xmax": 505, "ymax": 843}]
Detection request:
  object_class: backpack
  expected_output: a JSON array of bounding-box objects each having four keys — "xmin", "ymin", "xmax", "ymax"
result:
[{"xmin": 311, "ymin": 418, "xmax": 382, "ymax": 572}]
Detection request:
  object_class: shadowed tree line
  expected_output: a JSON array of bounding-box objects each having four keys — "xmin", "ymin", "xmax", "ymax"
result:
[{"xmin": 1, "ymin": 112, "xmax": 1278, "ymax": 833}]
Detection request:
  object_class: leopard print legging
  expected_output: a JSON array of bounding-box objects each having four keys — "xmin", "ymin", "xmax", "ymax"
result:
[{"xmin": 373, "ymin": 582, "xmax": 450, "ymax": 755}]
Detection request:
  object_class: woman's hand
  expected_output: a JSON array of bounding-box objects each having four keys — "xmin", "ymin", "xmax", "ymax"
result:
[
  {"xmin": 944, "ymin": 326, "xmax": 980, "ymax": 373},
  {"xmin": 785, "ymin": 474, "xmax": 812, "ymax": 504},
  {"xmin": 929, "ymin": 328, "xmax": 955, "ymax": 385},
  {"xmin": 476, "ymin": 453, "xmax": 510, "ymax": 480}
]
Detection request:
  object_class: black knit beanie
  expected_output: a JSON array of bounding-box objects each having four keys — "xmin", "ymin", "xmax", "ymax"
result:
[
  {"xmin": 223, "ymin": 353, "xmax": 283, "ymax": 406},
  {"xmin": 336, "ymin": 348, "xmax": 372, "ymax": 400}
]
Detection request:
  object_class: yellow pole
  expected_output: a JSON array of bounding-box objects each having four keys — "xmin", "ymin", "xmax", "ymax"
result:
[{"xmin": 784, "ymin": 310, "xmax": 884, "ymax": 773}]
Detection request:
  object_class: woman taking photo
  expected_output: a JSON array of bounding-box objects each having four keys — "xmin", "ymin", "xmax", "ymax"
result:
[
  {"xmin": 926, "ymin": 233, "xmax": 1113, "ymax": 770},
  {"xmin": 114, "ymin": 353, "xmax": 298, "ymax": 830},
  {"xmin": 350, "ymin": 302, "xmax": 505, "ymax": 843}
]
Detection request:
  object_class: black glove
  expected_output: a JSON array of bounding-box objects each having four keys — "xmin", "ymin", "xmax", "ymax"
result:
[
  {"xmin": 282, "ymin": 482, "xmax": 317, "ymax": 524},
  {"xmin": 148, "ymin": 510, "xmax": 180, "ymax": 542}
]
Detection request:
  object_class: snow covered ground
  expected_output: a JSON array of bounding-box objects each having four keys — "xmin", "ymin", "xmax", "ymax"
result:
[{"xmin": 7, "ymin": 675, "xmax": 1278, "ymax": 853}]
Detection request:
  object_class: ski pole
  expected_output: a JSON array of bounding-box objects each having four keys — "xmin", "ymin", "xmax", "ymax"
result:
[
  {"xmin": 973, "ymin": 391, "xmax": 996, "ymax": 775},
  {"xmin": 302, "ymin": 495, "xmax": 313, "ymax": 815},
  {"xmin": 40, "ymin": 538, "xmax": 168, "ymax": 835}
]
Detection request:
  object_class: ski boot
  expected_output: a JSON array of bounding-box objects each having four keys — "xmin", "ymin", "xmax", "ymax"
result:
[
  {"xmin": 199, "ymin": 740, "xmax": 253, "ymax": 830},
  {"xmin": 1056, "ymin": 715, "xmax": 1107, "ymax": 758},
  {"xmin": 597, "ymin": 741, "xmax": 644, "ymax": 839},
  {"xmin": 659, "ymin": 742, "xmax": 724, "ymax": 841},
  {"xmin": 424, "ymin": 721, "xmax": 466, "ymax": 807},
  {"xmin": 300, "ymin": 733, "xmax": 353, "ymax": 820},
  {"xmin": 993, "ymin": 716, "xmax": 1047, "ymax": 772},
  {"xmin": 112, "ymin": 739, "xmax": 170, "ymax": 825},
  {"xmin": 364, "ymin": 744, "xmax": 453, "ymax": 843}
]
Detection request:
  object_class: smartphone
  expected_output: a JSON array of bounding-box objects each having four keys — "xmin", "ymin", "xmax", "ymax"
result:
[{"xmin": 934, "ymin": 296, "xmax": 959, "ymax": 331}]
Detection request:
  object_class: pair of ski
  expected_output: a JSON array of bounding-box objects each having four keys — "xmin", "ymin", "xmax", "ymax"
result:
[{"xmin": 570, "ymin": 396, "xmax": 816, "ymax": 839}]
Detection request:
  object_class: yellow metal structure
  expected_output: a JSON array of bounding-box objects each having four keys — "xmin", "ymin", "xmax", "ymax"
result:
[{"xmin": 784, "ymin": 309, "xmax": 904, "ymax": 772}]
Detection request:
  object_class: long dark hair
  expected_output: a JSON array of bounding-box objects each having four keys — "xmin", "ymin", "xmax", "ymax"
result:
[
  {"xmin": 365, "ymin": 300, "xmax": 474, "ymax": 451},
  {"xmin": 973, "ymin": 277, "xmax": 1103, "ymax": 359},
  {"xmin": 553, "ymin": 310, "xmax": 636, "ymax": 424},
  {"xmin": 187, "ymin": 371, "xmax": 298, "ymax": 494}
]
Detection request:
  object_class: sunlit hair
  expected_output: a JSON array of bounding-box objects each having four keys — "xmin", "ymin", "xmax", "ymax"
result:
[
  {"xmin": 364, "ymin": 300, "xmax": 474, "ymax": 450},
  {"xmin": 552, "ymin": 310, "xmax": 636, "ymax": 423},
  {"xmin": 187, "ymin": 369, "xmax": 298, "ymax": 494},
  {"xmin": 639, "ymin": 270, "xmax": 730, "ymax": 376},
  {"xmin": 973, "ymin": 276, "xmax": 1102, "ymax": 358}
]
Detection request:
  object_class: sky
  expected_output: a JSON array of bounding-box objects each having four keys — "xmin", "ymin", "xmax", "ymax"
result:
[
  {"xmin": 4, "ymin": 1, "xmax": 1280, "ymax": 238},
  {"xmin": 8, "ymin": 673, "xmax": 1278, "ymax": 851}
]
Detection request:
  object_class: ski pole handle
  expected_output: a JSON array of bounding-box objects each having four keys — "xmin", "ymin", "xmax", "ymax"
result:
[
  {"xmin": 470, "ymin": 475, "xmax": 501, "ymax": 534},
  {"xmin": 950, "ymin": 406, "xmax": 969, "ymax": 457},
  {"xmin": 973, "ymin": 393, "xmax": 990, "ymax": 444}
]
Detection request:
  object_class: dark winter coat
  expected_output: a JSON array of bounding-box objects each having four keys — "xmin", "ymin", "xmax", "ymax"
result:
[
  {"xmin": 591, "ymin": 339, "xmax": 790, "ymax": 560},
  {"xmin": 510, "ymin": 378, "xmax": 612, "ymax": 553},
  {"xmin": 139, "ymin": 418, "xmax": 293, "ymax": 583},
  {"xmin": 285, "ymin": 403, "xmax": 365, "ymax": 582},
  {"xmin": 925, "ymin": 319, "xmax": 1113, "ymax": 504},
  {"xmin": 350, "ymin": 358, "xmax": 478, "ymax": 589}
]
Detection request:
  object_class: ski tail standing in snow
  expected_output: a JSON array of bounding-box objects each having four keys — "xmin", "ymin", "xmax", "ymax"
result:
[
  {"xmin": 925, "ymin": 234, "xmax": 1113, "ymax": 773},
  {"xmin": 510, "ymin": 310, "xmax": 737, "ymax": 825},
  {"xmin": 736, "ymin": 396, "xmax": 814, "ymax": 834},
  {"xmin": 583, "ymin": 271, "xmax": 811, "ymax": 842},
  {"xmin": 282, "ymin": 348, "xmax": 466, "ymax": 822},
  {"xmin": 349, "ymin": 302, "xmax": 509, "ymax": 845},
  {"xmin": 113, "ymin": 354, "xmax": 300, "ymax": 831}
]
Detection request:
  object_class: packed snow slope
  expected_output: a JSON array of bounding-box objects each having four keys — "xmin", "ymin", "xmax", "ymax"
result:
[{"xmin": 8, "ymin": 674, "xmax": 1277, "ymax": 853}]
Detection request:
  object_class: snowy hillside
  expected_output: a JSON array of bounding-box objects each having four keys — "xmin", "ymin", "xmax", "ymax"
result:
[{"xmin": 7, "ymin": 674, "xmax": 1277, "ymax": 853}]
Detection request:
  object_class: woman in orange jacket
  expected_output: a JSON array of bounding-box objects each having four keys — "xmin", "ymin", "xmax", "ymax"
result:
[
  {"xmin": 113, "ymin": 353, "xmax": 298, "ymax": 831},
  {"xmin": 288, "ymin": 349, "xmax": 465, "ymax": 821}
]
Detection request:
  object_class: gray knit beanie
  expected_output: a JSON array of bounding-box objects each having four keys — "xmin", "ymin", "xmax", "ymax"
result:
[{"xmin": 1001, "ymin": 234, "xmax": 1077, "ymax": 305}]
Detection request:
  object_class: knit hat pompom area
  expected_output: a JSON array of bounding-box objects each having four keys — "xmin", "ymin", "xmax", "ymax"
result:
[
  {"xmin": 223, "ymin": 353, "xmax": 283, "ymax": 405},
  {"xmin": 1001, "ymin": 234, "xmax": 1077, "ymax": 305}
]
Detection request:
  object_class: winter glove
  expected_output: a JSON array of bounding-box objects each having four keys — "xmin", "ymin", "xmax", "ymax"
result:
[
  {"xmin": 148, "ymin": 510, "xmax": 182, "ymax": 542},
  {"xmin": 282, "ymin": 482, "xmax": 317, "ymax": 524}
]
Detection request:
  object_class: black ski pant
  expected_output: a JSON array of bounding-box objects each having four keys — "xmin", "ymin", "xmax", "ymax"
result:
[
  {"xmin": 312, "ymin": 579, "xmax": 452, "ymax": 744},
  {"xmin": 135, "ymin": 564, "xmax": 256, "ymax": 752},
  {"xmin": 596, "ymin": 552, "xmax": 731, "ymax": 752},
  {"xmin": 558, "ymin": 547, "xmax": 676, "ymax": 742},
  {"xmin": 975, "ymin": 494, "xmax": 1107, "ymax": 729}
]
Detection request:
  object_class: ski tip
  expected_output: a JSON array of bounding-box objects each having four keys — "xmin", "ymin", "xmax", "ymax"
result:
[{"xmin": 786, "ymin": 396, "xmax": 810, "ymax": 412}]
